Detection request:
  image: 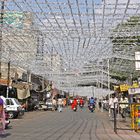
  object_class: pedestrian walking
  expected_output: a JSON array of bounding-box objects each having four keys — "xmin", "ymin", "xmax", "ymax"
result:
[
  {"xmin": 63, "ymin": 99, "xmax": 67, "ymax": 107},
  {"xmin": 0, "ymin": 97, "xmax": 5, "ymax": 135},
  {"xmin": 119, "ymin": 96, "xmax": 129, "ymax": 121},
  {"xmin": 109, "ymin": 94, "xmax": 118, "ymax": 119},
  {"xmin": 98, "ymin": 99, "xmax": 102, "ymax": 109},
  {"xmin": 57, "ymin": 98, "xmax": 63, "ymax": 112},
  {"xmin": 52, "ymin": 98, "xmax": 57, "ymax": 111}
]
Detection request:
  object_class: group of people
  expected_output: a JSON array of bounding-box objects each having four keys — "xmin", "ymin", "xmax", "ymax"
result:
[
  {"xmin": 52, "ymin": 98, "xmax": 65, "ymax": 112},
  {"xmin": 97, "ymin": 94, "xmax": 129, "ymax": 121},
  {"xmin": 52, "ymin": 97, "xmax": 86, "ymax": 112},
  {"xmin": 71, "ymin": 98, "xmax": 84, "ymax": 110},
  {"xmin": 71, "ymin": 97, "xmax": 96, "ymax": 111},
  {"xmin": 107, "ymin": 94, "xmax": 129, "ymax": 120}
]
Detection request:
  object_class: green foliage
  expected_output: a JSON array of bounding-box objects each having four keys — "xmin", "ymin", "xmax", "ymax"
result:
[{"xmin": 110, "ymin": 16, "xmax": 140, "ymax": 81}]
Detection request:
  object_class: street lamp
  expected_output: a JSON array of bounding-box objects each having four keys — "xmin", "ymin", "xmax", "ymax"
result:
[
  {"xmin": 0, "ymin": 0, "xmax": 5, "ymax": 79},
  {"xmin": 107, "ymin": 59, "xmax": 110, "ymax": 90},
  {"xmin": 6, "ymin": 61, "xmax": 10, "ymax": 98}
]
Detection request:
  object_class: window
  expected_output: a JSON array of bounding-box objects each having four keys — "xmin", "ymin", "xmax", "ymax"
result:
[
  {"xmin": 14, "ymin": 99, "xmax": 20, "ymax": 105},
  {"xmin": 6, "ymin": 99, "xmax": 10, "ymax": 105},
  {"xmin": 6, "ymin": 99, "xmax": 14, "ymax": 105}
]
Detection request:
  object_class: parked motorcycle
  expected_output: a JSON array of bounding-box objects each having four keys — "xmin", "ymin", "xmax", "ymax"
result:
[{"xmin": 89, "ymin": 104, "xmax": 95, "ymax": 112}]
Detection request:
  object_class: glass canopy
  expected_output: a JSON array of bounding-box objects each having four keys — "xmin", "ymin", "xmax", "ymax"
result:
[{"xmin": 0, "ymin": 0, "xmax": 140, "ymax": 92}]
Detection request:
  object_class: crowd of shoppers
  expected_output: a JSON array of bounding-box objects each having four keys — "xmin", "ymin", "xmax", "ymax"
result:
[{"xmin": 97, "ymin": 93, "xmax": 130, "ymax": 120}]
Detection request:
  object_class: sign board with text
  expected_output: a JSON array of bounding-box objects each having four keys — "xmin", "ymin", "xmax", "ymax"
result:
[{"xmin": 135, "ymin": 52, "xmax": 140, "ymax": 70}]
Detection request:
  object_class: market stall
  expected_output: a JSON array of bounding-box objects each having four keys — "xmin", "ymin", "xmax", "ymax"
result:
[{"xmin": 128, "ymin": 87, "xmax": 140, "ymax": 131}]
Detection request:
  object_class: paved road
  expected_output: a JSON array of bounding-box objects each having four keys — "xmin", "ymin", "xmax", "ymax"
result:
[{"xmin": 1, "ymin": 107, "xmax": 140, "ymax": 140}]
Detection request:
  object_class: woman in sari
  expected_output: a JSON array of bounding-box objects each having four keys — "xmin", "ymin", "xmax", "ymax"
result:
[{"xmin": 0, "ymin": 97, "xmax": 5, "ymax": 134}]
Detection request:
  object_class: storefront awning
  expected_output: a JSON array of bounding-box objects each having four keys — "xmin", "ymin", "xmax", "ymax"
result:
[{"xmin": 0, "ymin": 79, "xmax": 8, "ymax": 86}]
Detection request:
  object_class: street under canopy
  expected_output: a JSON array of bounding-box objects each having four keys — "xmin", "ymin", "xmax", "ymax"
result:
[{"xmin": 0, "ymin": 0, "xmax": 140, "ymax": 96}]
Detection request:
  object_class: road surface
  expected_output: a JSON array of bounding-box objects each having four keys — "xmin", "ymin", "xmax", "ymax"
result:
[{"xmin": 1, "ymin": 107, "xmax": 140, "ymax": 140}]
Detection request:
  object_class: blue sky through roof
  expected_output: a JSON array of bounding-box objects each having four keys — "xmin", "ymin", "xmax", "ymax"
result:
[{"xmin": 94, "ymin": 0, "xmax": 102, "ymax": 4}]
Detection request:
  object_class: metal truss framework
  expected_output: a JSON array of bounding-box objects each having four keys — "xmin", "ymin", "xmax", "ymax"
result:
[{"xmin": 0, "ymin": 0, "xmax": 140, "ymax": 90}]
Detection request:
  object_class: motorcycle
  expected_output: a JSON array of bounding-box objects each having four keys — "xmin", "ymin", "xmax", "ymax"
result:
[
  {"xmin": 73, "ymin": 106, "xmax": 77, "ymax": 112},
  {"xmin": 89, "ymin": 104, "xmax": 95, "ymax": 112},
  {"xmin": 5, "ymin": 111, "xmax": 10, "ymax": 129},
  {"xmin": 79, "ymin": 103, "xmax": 84, "ymax": 108},
  {"xmin": 71, "ymin": 99, "xmax": 78, "ymax": 112}
]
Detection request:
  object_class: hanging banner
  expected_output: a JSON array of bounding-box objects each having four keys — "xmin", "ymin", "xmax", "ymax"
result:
[
  {"xmin": 120, "ymin": 84, "xmax": 129, "ymax": 92},
  {"xmin": 17, "ymin": 88, "xmax": 30, "ymax": 100},
  {"xmin": 128, "ymin": 88, "xmax": 140, "ymax": 95},
  {"xmin": 132, "ymin": 82, "xmax": 139, "ymax": 88},
  {"xmin": 114, "ymin": 86, "xmax": 119, "ymax": 91}
]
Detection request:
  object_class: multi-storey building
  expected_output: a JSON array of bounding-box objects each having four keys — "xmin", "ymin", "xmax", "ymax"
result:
[{"xmin": 1, "ymin": 11, "xmax": 37, "ymax": 79}]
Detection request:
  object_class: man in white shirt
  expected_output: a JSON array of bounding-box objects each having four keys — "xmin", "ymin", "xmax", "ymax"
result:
[
  {"xmin": 119, "ymin": 96, "xmax": 129, "ymax": 120},
  {"xmin": 57, "ymin": 98, "xmax": 63, "ymax": 112},
  {"xmin": 52, "ymin": 98, "xmax": 57, "ymax": 111},
  {"xmin": 109, "ymin": 94, "xmax": 118, "ymax": 118}
]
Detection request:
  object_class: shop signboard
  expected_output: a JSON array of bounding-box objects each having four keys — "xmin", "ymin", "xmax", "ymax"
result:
[
  {"xmin": 114, "ymin": 86, "xmax": 119, "ymax": 91},
  {"xmin": 135, "ymin": 52, "xmax": 140, "ymax": 70},
  {"xmin": 128, "ymin": 88, "xmax": 140, "ymax": 95},
  {"xmin": 2, "ymin": 12, "xmax": 24, "ymax": 29},
  {"xmin": 132, "ymin": 81, "xmax": 139, "ymax": 88},
  {"xmin": 135, "ymin": 62, "xmax": 140, "ymax": 70},
  {"xmin": 120, "ymin": 84, "xmax": 129, "ymax": 92},
  {"xmin": 1, "ymin": 11, "xmax": 32, "ymax": 29},
  {"xmin": 135, "ymin": 52, "xmax": 140, "ymax": 60},
  {"xmin": 131, "ymin": 104, "xmax": 140, "ymax": 131},
  {"xmin": 135, "ymin": 105, "xmax": 140, "ymax": 130},
  {"xmin": 138, "ymin": 77, "xmax": 140, "ymax": 86}
]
